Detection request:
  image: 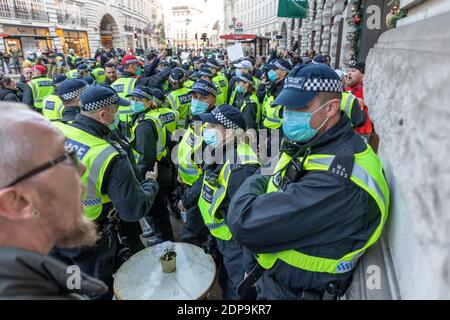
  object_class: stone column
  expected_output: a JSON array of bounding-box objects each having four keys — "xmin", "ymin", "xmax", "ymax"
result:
[
  {"xmin": 320, "ymin": 0, "xmax": 333, "ymax": 56},
  {"xmin": 329, "ymin": 0, "xmax": 345, "ymax": 67},
  {"xmin": 313, "ymin": 0, "xmax": 324, "ymax": 53}
]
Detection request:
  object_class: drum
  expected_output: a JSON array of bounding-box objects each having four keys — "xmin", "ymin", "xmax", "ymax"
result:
[{"xmin": 114, "ymin": 242, "xmax": 216, "ymax": 300}]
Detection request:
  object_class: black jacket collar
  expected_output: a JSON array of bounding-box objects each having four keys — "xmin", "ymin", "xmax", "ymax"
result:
[
  {"xmin": 71, "ymin": 114, "xmax": 110, "ymax": 139},
  {"xmin": 0, "ymin": 247, "xmax": 107, "ymax": 299}
]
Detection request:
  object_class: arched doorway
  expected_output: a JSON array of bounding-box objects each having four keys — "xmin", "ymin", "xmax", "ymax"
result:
[{"xmin": 100, "ymin": 14, "xmax": 119, "ymax": 50}]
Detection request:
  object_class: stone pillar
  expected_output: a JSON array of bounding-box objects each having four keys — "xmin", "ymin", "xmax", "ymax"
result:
[
  {"xmin": 364, "ymin": 2, "xmax": 450, "ymax": 300},
  {"xmin": 329, "ymin": 0, "xmax": 345, "ymax": 67},
  {"xmin": 313, "ymin": 0, "xmax": 324, "ymax": 53},
  {"xmin": 320, "ymin": 0, "xmax": 333, "ymax": 55},
  {"xmin": 306, "ymin": 0, "xmax": 316, "ymax": 52}
]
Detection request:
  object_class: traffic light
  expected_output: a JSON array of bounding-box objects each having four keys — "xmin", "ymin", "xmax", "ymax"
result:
[
  {"xmin": 201, "ymin": 33, "xmax": 208, "ymax": 41},
  {"xmin": 195, "ymin": 33, "xmax": 198, "ymax": 40}
]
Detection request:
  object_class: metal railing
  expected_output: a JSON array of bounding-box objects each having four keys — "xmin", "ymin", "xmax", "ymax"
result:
[{"xmin": 0, "ymin": 4, "xmax": 49, "ymax": 22}]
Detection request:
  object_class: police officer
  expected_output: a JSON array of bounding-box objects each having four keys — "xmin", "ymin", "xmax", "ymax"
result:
[
  {"xmin": 127, "ymin": 86, "xmax": 175, "ymax": 245},
  {"xmin": 261, "ymin": 59, "xmax": 292, "ymax": 131},
  {"xmin": 177, "ymin": 80, "xmax": 217, "ymax": 246},
  {"xmin": 179, "ymin": 105, "xmax": 260, "ymax": 300},
  {"xmin": 42, "ymin": 74, "xmax": 67, "ymax": 121},
  {"xmin": 166, "ymin": 67, "xmax": 192, "ymax": 129},
  {"xmin": 89, "ymin": 59, "xmax": 107, "ymax": 85},
  {"xmin": 76, "ymin": 64, "xmax": 91, "ymax": 79},
  {"xmin": 206, "ymin": 58, "xmax": 229, "ymax": 106},
  {"xmin": 111, "ymin": 54, "xmax": 172, "ymax": 137},
  {"xmin": 22, "ymin": 65, "xmax": 55, "ymax": 113},
  {"xmin": 66, "ymin": 48, "xmax": 77, "ymax": 69},
  {"xmin": 232, "ymin": 72, "xmax": 261, "ymax": 131},
  {"xmin": 228, "ymin": 64, "xmax": 390, "ymax": 300},
  {"xmin": 197, "ymin": 67, "xmax": 215, "ymax": 83},
  {"xmin": 56, "ymin": 79, "xmax": 88, "ymax": 123},
  {"xmin": 52, "ymin": 85, "xmax": 159, "ymax": 299},
  {"xmin": 229, "ymin": 60, "xmax": 258, "ymax": 105},
  {"xmin": 66, "ymin": 57, "xmax": 84, "ymax": 79}
]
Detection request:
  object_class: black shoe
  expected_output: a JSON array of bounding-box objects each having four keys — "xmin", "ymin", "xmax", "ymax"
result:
[{"xmin": 142, "ymin": 229, "xmax": 155, "ymax": 238}]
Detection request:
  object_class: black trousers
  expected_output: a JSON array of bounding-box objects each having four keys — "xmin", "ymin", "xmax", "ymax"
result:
[{"xmin": 146, "ymin": 186, "xmax": 174, "ymax": 242}]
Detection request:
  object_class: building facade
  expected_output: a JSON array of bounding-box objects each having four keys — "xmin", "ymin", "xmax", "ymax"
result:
[
  {"xmin": 164, "ymin": 0, "xmax": 221, "ymax": 50},
  {"xmin": 223, "ymin": 0, "xmax": 389, "ymax": 68},
  {"xmin": 0, "ymin": 0, "xmax": 165, "ymax": 61}
]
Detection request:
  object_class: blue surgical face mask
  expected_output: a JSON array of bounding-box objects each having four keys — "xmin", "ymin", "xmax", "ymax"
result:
[
  {"xmin": 235, "ymin": 85, "xmax": 245, "ymax": 94},
  {"xmin": 131, "ymin": 100, "xmax": 146, "ymax": 113},
  {"xmin": 191, "ymin": 98, "xmax": 209, "ymax": 115},
  {"xmin": 282, "ymin": 101, "xmax": 331, "ymax": 143},
  {"xmin": 202, "ymin": 128, "xmax": 220, "ymax": 148},
  {"xmin": 235, "ymin": 69, "xmax": 242, "ymax": 77},
  {"xmin": 106, "ymin": 111, "xmax": 120, "ymax": 131},
  {"xmin": 268, "ymin": 69, "xmax": 277, "ymax": 82}
]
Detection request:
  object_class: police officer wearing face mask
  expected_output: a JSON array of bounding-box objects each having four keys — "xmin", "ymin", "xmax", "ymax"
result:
[
  {"xmin": 167, "ymin": 67, "xmax": 192, "ymax": 129},
  {"xmin": 261, "ymin": 59, "xmax": 292, "ymax": 131},
  {"xmin": 228, "ymin": 64, "xmax": 390, "ymax": 300},
  {"xmin": 177, "ymin": 80, "xmax": 217, "ymax": 246},
  {"xmin": 51, "ymin": 85, "xmax": 159, "ymax": 299},
  {"xmin": 232, "ymin": 72, "xmax": 261, "ymax": 131},
  {"xmin": 111, "ymin": 55, "xmax": 173, "ymax": 138},
  {"xmin": 180, "ymin": 105, "xmax": 260, "ymax": 300},
  {"xmin": 128, "ymin": 86, "xmax": 176, "ymax": 246}
]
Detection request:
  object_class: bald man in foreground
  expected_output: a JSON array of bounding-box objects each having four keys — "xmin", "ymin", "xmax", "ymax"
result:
[{"xmin": 0, "ymin": 102, "xmax": 107, "ymax": 300}]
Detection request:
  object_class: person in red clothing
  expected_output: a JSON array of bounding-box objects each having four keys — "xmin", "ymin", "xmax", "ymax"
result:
[{"xmin": 345, "ymin": 61, "xmax": 373, "ymax": 140}]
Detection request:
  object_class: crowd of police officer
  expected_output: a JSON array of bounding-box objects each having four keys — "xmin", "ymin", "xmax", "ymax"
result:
[{"xmin": 12, "ymin": 42, "xmax": 389, "ymax": 301}]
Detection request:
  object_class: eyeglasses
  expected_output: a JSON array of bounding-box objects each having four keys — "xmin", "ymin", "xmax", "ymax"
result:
[{"xmin": 3, "ymin": 147, "xmax": 81, "ymax": 189}]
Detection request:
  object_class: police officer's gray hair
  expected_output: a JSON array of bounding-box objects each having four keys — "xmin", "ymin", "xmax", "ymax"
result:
[{"xmin": 0, "ymin": 103, "xmax": 45, "ymax": 188}]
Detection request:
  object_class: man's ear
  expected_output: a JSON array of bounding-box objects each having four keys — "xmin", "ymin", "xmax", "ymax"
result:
[
  {"xmin": 0, "ymin": 188, "xmax": 34, "ymax": 222},
  {"xmin": 328, "ymin": 99, "xmax": 341, "ymax": 116}
]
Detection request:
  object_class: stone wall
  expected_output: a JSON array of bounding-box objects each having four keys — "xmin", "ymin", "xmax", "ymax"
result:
[{"xmin": 365, "ymin": 9, "xmax": 450, "ymax": 299}]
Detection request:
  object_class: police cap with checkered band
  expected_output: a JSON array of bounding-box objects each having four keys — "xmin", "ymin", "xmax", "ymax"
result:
[
  {"xmin": 80, "ymin": 85, "xmax": 130, "ymax": 111},
  {"xmin": 57, "ymin": 79, "xmax": 88, "ymax": 102},
  {"xmin": 274, "ymin": 64, "xmax": 343, "ymax": 109},
  {"xmin": 199, "ymin": 104, "xmax": 246, "ymax": 132}
]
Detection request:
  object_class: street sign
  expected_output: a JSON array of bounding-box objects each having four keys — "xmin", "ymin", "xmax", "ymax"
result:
[{"xmin": 236, "ymin": 22, "xmax": 243, "ymax": 29}]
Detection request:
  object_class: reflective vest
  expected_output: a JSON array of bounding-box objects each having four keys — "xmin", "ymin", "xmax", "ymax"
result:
[
  {"xmin": 28, "ymin": 77, "xmax": 55, "ymax": 110},
  {"xmin": 158, "ymin": 107, "xmax": 179, "ymax": 134},
  {"xmin": 252, "ymin": 76, "xmax": 261, "ymax": 91},
  {"xmin": 184, "ymin": 80, "xmax": 195, "ymax": 89},
  {"xmin": 53, "ymin": 122, "xmax": 119, "ymax": 221},
  {"xmin": 257, "ymin": 145, "xmax": 390, "ymax": 274},
  {"xmin": 341, "ymin": 92, "xmax": 357, "ymax": 125},
  {"xmin": 262, "ymin": 94, "xmax": 282, "ymax": 129},
  {"xmin": 238, "ymin": 93, "xmax": 261, "ymax": 127},
  {"xmin": 198, "ymin": 143, "xmax": 260, "ymax": 241},
  {"xmin": 42, "ymin": 94, "xmax": 64, "ymax": 121},
  {"xmin": 212, "ymin": 74, "xmax": 229, "ymax": 106},
  {"xmin": 111, "ymin": 77, "xmax": 137, "ymax": 123},
  {"xmin": 68, "ymin": 54, "xmax": 77, "ymax": 66},
  {"xmin": 130, "ymin": 109, "xmax": 168, "ymax": 162},
  {"xmin": 177, "ymin": 123, "xmax": 205, "ymax": 186},
  {"xmin": 167, "ymin": 87, "xmax": 192, "ymax": 128},
  {"xmin": 229, "ymin": 88, "xmax": 237, "ymax": 106},
  {"xmin": 91, "ymin": 67, "xmax": 107, "ymax": 85},
  {"xmin": 163, "ymin": 80, "xmax": 170, "ymax": 93},
  {"xmin": 66, "ymin": 69, "xmax": 78, "ymax": 79}
]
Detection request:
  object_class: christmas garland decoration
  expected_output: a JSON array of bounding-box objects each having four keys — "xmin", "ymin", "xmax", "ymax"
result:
[
  {"xmin": 386, "ymin": 0, "xmax": 408, "ymax": 29},
  {"xmin": 347, "ymin": 0, "xmax": 363, "ymax": 61}
]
